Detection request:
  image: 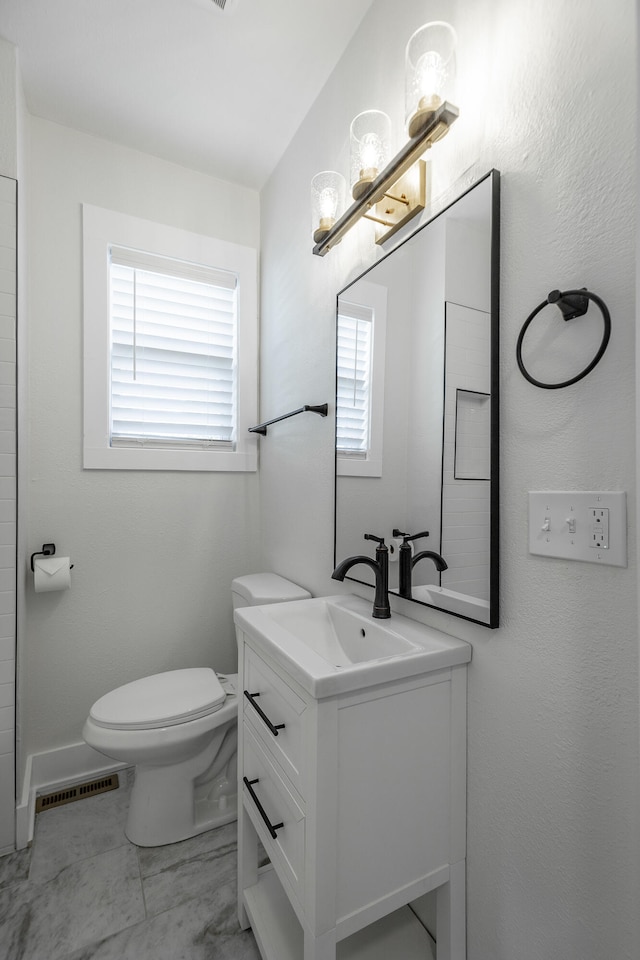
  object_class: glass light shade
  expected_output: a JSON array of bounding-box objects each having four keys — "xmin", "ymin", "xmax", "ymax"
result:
[
  {"xmin": 311, "ymin": 171, "xmax": 346, "ymax": 243},
  {"xmin": 349, "ymin": 110, "xmax": 392, "ymax": 200},
  {"xmin": 405, "ymin": 21, "xmax": 457, "ymax": 138}
]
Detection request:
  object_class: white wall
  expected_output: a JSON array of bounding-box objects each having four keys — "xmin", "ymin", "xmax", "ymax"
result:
[
  {"xmin": 259, "ymin": 1, "xmax": 639, "ymax": 958},
  {"xmin": 21, "ymin": 118, "xmax": 262, "ymax": 762}
]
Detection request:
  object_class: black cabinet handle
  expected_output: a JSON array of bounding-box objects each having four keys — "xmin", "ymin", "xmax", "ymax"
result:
[
  {"xmin": 243, "ymin": 690, "xmax": 285, "ymax": 737},
  {"xmin": 243, "ymin": 777, "xmax": 284, "ymax": 840}
]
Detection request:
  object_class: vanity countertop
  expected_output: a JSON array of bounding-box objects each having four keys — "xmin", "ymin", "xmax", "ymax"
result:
[{"xmin": 235, "ymin": 593, "xmax": 472, "ymax": 698}]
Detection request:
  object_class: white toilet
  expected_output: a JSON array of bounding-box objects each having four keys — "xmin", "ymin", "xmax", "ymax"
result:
[{"xmin": 82, "ymin": 573, "xmax": 311, "ymax": 847}]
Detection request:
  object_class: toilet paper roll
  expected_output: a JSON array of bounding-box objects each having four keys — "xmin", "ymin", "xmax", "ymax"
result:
[
  {"xmin": 388, "ymin": 537, "xmax": 414, "ymax": 563},
  {"xmin": 389, "ymin": 537, "xmax": 403, "ymax": 563},
  {"xmin": 34, "ymin": 556, "xmax": 72, "ymax": 593}
]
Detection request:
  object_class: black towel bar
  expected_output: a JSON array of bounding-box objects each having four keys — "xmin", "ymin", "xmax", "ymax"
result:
[{"xmin": 248, "ymin": 403, "xmax": 328, "ymax": 436}]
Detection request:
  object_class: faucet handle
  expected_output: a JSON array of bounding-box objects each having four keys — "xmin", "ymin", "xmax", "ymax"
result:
[
  {"xmin": 403, "ymin": 530, "xmax": 430, "ymax": 543},
  {"xmin": 364, "ymin": 533, "xmax": 385, "ymax": 546}
]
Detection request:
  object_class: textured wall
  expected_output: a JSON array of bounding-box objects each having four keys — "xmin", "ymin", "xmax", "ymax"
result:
[
  {"xmin": 259, "ymin": 1, "xmax": 639, "ymax": 958},
  {"xmin": 22, "ymin": 119, "xmax": 262, "ymax": 759}
]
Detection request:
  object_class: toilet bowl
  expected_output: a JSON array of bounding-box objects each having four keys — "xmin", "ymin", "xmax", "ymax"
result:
[{"xmin": 82, "ymin": 573, "xmax": 311, "ymax": 847}]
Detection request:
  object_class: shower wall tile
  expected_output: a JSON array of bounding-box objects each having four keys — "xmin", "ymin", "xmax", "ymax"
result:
[{"xmin": 0, "ymin": 175, "xmax": 16, "ymax": 855}]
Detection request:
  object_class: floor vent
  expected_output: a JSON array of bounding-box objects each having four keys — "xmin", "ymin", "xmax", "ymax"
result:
[{"xmin": 35, "ymin": 774, "xmax": 120, "ymax": 813}]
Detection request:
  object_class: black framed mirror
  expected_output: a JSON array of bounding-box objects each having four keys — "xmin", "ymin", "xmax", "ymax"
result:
[{"xmin": 334, "ymin": 170, "xmax": 500, "ymax": 627}]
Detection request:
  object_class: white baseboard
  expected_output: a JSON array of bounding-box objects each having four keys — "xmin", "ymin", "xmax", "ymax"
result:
[{"xmin": 16, "ymin": 742, "xmax": 128, "ymax": 849}]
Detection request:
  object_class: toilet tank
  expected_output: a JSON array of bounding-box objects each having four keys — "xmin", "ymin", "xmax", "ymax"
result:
[{"xmin": 231, "ymin": 573, "xmax": 311, "ymax": 610}]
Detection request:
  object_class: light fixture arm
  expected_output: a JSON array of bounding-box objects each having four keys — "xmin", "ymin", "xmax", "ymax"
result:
[{"xmin": 312, "ymin": 101, "xmax": 458, "ymax": 256}]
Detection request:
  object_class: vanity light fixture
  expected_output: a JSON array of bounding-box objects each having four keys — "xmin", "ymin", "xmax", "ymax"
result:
[
  {"xmin": 405, "ymin": 21, "xmax": 457, "ymax": 138},
  {"xmin": 311, "ymin": 171, "xmax": 347, "ymax": 245},
  {"xmin": 350, "ymin": 110, "xmax": 392, "ymax": 200},
  {"xmin": 311, "ymin": 22, "xmax": 459, "ymax": 256}
]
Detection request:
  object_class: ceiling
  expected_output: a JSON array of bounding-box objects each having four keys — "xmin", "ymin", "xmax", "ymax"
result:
[{"xmin": 0, "ymin": 0, "xmax": 375, "ymax": 190}]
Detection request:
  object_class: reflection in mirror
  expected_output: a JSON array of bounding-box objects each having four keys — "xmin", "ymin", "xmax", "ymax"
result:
[{"xmin": 334, "ymin": 170, "xmax": 499, "ymax": 627}]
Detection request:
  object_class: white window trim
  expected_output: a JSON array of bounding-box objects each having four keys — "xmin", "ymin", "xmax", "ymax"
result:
[
  {"xmin": 337, "ymin": 279, "xmax": 387, "ymax": 478},
  {"xmin": 82, "ymin": 205, "xmax": 258, "ymax": 471}
]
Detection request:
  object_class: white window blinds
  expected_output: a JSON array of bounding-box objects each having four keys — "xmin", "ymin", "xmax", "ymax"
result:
[
  {"xmin": 109, "ymin": 246, "xmax": 237, "ymax": 447},
  {"xmin": 336, "ymin": 302, "xmax": 373, "ymax": 456}
]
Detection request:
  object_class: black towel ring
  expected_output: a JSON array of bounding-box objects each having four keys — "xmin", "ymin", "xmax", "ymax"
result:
[{"xmin": 516, "ymin": 288, "xmax": 611, "ymax": 390}]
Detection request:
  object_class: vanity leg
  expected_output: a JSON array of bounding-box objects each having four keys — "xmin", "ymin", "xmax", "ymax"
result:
[
  {"xmin": 303, "ymin": 927, "xmax": 337, "ymax": 960},
  {"xmin": 238, "ymin": 807, "xmax": 258, "ymax": 930},
  {"xmin": 436, "ymin": 860, "xmax": 466, "ymax": 960}
]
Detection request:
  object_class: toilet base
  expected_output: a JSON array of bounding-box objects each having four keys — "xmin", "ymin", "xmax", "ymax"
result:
[
  {"xmin": 126, "ymin": 768, "xmax": 237, "ymax": 846},
  {"xmin": 125, "ymin": 722, "xmax": 238, "ymax": 847}
]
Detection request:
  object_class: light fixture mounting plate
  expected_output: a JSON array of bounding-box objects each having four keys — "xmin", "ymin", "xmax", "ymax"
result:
[{"xmin": 367, "ymin": 160, "xmax": 428, "ymax": 245}]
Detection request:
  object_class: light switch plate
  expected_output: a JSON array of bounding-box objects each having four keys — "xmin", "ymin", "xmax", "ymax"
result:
[{"xmin": 528, "ymin": 491, "xmax": 627, "ymax": 567}]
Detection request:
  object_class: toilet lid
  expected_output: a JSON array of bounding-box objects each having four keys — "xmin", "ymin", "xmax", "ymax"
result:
[{"xmin": 89, "ymin": 668, "xmax": 226, "ymax": 730}]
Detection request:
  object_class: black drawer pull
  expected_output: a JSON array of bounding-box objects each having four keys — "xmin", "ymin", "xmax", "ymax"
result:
[
  {"xmin": 243, "ymin": 690, "xmax": 285, "ymax": 737},
  {"xmin": 243, "ymin": 777, "xmax": 284, "ymax": 839}
]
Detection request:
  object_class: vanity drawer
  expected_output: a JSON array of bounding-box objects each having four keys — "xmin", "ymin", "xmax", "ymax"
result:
[
  {"xmin": 243, "ymin": 646, "xmax": 308, "ymax": 795},
  {"xmin": 242, "ymin": 723, "xmax": 305, "ymax": 904}
]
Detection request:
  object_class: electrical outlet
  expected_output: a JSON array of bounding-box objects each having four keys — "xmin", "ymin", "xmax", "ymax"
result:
[
  {"xmin": 528, "ymin": 491, "xmax": 626, "ymax": 566},
  {"xmin": 589, "ymin": 507, "xmax": 609, "ymax": 549}
]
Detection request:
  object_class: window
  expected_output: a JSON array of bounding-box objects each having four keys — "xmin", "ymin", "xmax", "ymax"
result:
[
  {"xmin": 336, "ymin": 303, "xmax": 373, "ymax": 457},
  {"xmin": 335, "ymin": 280, "xmax": 387, "ymax": 478},
  {"xmin": 83, "ymin": 206, "xmax": 257, "ymax": 471}
]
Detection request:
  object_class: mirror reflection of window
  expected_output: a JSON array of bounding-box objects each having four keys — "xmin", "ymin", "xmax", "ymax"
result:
[
  {"xmin": 336, "ymin": 280, "xmax": 387, "ymax": 478},
  {"xmin": 336, "ymin": 304, "xmax": 373, "ymax": 458}
]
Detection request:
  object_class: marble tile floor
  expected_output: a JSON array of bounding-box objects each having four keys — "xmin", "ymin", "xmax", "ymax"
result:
[{"xmin": 0, "ymin": 771, "xmax": 261, "ymax": 960}]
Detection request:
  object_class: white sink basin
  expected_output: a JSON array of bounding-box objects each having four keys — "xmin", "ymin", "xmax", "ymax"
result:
[
  {"xmin": 262, "ymin": 599, "xmax": 419, "ymax": 666},
  {"xmin": 235, "ymin": 594, "xmax": 472, "ymax": 697}
]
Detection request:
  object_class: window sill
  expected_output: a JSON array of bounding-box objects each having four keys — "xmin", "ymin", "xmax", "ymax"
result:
[
  {"xmin": 83, "ymin": 445, "xmax": 257, "ymax": 472},
  {"xmin": 336, "ymin": 457, "xmax": 382, "ymax": 478}
]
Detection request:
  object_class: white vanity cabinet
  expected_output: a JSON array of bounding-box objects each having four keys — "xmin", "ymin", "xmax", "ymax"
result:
[{"xmin": 236, "ymin": 610, "xmax": 470, "ymax": 960}]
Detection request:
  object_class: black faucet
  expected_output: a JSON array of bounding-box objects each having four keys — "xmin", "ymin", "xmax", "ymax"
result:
[
  {"xmin": 331, "ymin": 533, "xmax": 391, "ymax": 619},
  {"xmin": 394, "ymin": 529, "xmax": 448, "ymax": 600}
]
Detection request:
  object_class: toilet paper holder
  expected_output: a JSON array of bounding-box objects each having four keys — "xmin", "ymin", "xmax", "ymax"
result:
[{"xmin": 30, "ymin": 543, "xmax": 74, "ymax": 572}]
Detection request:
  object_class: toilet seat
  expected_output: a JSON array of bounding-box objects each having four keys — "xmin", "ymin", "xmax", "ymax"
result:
[{"xmin": 89, "ymin": 668, "xmax": 226, "ymax": 730}]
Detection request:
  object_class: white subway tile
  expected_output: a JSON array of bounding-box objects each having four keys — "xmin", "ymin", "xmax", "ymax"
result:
[
  {"xmin": 0, "ymin": 363, "xmax": 15, "ymax": 387},
  {"xmin": 0, "ymin": 477, "xmax": 14, "ymax": 498},
  {"xmin": 0, "ymin": 729, "xmax": 13, "ymax": 756},
  {"xmin": 0, "ymin": 591, "xmax": 15, "ymax": 615},
  {"xmin": 0, "ymin": 612, "xmax": 16, "ymax": 638},
  {"xmin": 0, "ymin": 432, "xmax": 15, "ymax": 455},
  {"xmin": 0, "ymin": 636, "xmax": 15, "ymax": 659},
  {"xmin": 442, "ymin": 538, "xmax": 490, "ymax": 556},
  {"xmin": 442, "ymin": 563, "xmax": 489, "ymax": 582},
  {"xmin": 0, "ymin": 660, "xmax": 13, "ymax": 685},
  {"xmin": 0, "ymin": 267, "xmax": 15, "ymax": 296},
  {"xmin": 0, "ymin": 387, "xmax": 15, "ymax": 409},
  {"xmin": 0, "ymin": 545, "xmax": 15, "ymax": 567},
  {"xmin": 0, "ymin": 569, "xmax": 15, "ymax": 592},
  {"xmin": 0, "ymin": 753, "xmax": 15, "ymax": 848},
  {"xmin": 0, "ymin": 199, "xmax": 16, "ymax": 230},
  {"xmin": 0, "ymin": 318, "xmax": 15, "ymax": 341},
  {"xmin": 0, "ymin": 683, "xmax": 14, "ymax": 709},
  {"xmin": 0, "ymin": 522, "xmax": 16, "ymax": 546},
  {"xmin": 0, "ymin": 454, "xmax": 16, "ymax": 478},
  {"xmin": 0, "ymin": 223, "xmax": 16, "ymax": 249},
  {"xmin": 0, "ymin": 296, "xmax": 15, "ymax": 322},
  {"xmin": 0, "ymin": 704, "xmax": 14, "ymax": 733},
  {"xmin": 0, "ymin": 500, "xmax": 15, "ymax": 522},
  {"xmin": 0, "ymin": 341, "xmax": 15, "ymax": 364},
  {"xmin": 0, "ymin": 178, "xmax": 16, "ymax": 204},
  {"xmin": 0, "ymin": 177, "xmax": 17, "ymax": 207}
]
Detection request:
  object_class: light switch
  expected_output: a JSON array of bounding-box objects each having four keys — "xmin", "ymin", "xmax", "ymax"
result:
[{"xmin": 528, "ymin": 491, "xmax": 627, "ymax": 567}]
